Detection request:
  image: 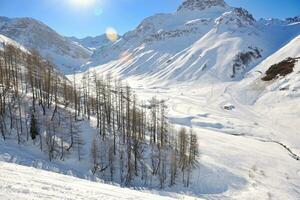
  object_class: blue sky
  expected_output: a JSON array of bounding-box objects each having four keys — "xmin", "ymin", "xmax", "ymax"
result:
[{"xmin": 0, "ymin": 0, "xmax": 299, "ymax": 38}]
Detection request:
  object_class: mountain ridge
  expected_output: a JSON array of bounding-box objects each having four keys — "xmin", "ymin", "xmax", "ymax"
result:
[
  {"xmin": 177, "ymin": 0, "xmax": 228, "ymax": 12},
  {"xmin": 83, "ymin": 0, "xmax": 300, "ymax": 85}
]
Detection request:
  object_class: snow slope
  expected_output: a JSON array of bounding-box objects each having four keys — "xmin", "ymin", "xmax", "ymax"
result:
[
  {"xmin": 0, "ymin": 16, "xmax": 91, "ymax": 73},
  {"xmin": 84, "ymin": 0, "xmax": 300, "ymax": 85},
  {"xmin": 0, "ymin": 34, "xmax": 27, "ymax": 52},
  {"xmin": 0, "ymin": 161, "xmax": 184, "ymax": 200}
]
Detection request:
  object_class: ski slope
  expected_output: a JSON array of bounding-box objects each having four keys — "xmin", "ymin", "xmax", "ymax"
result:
[{"xmin": 0, "ymin": 161, "xmax": 186, "ymax": 200}]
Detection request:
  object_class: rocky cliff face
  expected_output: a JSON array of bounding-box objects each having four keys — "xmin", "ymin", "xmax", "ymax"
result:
[
  {"xmin": 286, "ymin": 16, "xmax": 300, "ymax": 24},
  {"xmin": 215, "ymin": 8, "xmax": 256, "ymax": 28}
]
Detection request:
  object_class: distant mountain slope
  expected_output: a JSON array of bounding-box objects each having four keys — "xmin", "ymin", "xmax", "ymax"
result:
[
  {"xmin": 85, "ymin": 0, "xmax": 300, "ymax": 85},
  {"xmin": 0, "ymin": 16, "xmax": 91, "ymax": 73},
  {"xmin": 68, "ymin": 34, "xmax": 120, "ymax": 51}
]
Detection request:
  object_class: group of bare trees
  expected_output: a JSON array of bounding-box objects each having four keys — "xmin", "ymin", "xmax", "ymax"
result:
[
  {"xmin": 0, "ymin": 43, "xmax": 82, "ymax": 161},
  {"xmin": 0, "ymin": 42, "xmax": 199, "ymax": 188},
  {"xmin": 82, "ymin": 72, "xmax": 199, "ymax": 187}
]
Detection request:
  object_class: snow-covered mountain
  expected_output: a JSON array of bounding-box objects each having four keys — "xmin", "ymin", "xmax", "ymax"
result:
[
  {"xmin": 68, "ymin": 34, "xmax": 120, "ymax": 51},
  {"xmin": 85, "ymin": 0, "xmax": 300, "ymax": 85},
  {"xmin": 0, "ymin": 16, "xmax": 91, "ymax": 73}
]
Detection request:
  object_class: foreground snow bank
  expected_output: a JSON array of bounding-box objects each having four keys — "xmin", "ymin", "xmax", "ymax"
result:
[{"xmin": 0, "ymin": 161, "xmax": 196, "ymax": 200}]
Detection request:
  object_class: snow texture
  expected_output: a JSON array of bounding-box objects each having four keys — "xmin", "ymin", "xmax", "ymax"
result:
[{"xmin": 0, "ymin": 161, "xmax": 184, "ymax": 200}]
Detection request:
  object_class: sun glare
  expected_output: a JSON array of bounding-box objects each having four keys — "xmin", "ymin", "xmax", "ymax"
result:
[
  {"xmin": 70, "ymin": 0, "xmax": 96, "ymax": 8},
  {"xmin": 106, "ymin": 27, "xmax": 118, "ymax": 42}
]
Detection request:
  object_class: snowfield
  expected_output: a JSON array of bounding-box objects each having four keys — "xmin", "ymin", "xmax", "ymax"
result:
[{"xmin": 0, "ymin": 161, "xmax": 186, "ymax": 200}]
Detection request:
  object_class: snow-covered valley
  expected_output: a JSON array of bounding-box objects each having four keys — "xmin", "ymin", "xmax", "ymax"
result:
[{"xmin": 0, "ymin": 0, "xmax": 300, "ymax": 199}]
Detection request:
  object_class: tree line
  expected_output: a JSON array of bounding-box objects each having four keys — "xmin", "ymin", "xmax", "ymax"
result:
[{"xmin": 0, "ymin": 42, "xmax": 199, "ymax": 188}]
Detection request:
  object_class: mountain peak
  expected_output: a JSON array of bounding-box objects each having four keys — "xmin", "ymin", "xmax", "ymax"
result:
[
  {"xmin": 177, "ymin": 0, "xmax": 228, "ymax": 12},
  {"xmin": 215, "ymin": 8, "xmax": 256, "ymax": 27}
]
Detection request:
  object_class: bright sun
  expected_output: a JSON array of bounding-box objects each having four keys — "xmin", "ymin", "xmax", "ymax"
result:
[{"xmin": 70, "ymin": 0, "xmax": 96, "ymax": 8}]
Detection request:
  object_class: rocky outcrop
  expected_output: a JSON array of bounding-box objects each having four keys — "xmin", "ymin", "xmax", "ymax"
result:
[{"xmin": 177, "ymin": 0, "xmax": 228, "ymax": 12}]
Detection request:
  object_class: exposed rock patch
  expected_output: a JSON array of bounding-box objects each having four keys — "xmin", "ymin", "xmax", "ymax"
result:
[{"xmin": 262, "ymin": 57, "xmax": 299, "ymax": 81}]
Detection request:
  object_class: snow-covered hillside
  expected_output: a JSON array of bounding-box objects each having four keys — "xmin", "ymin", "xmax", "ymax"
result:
[
  {"xmin": 0, "ymin": 16, "xmax": 91, "ymax": 73},
  {"xmin": 0, "ymin": 161, "xmax": 184, "ymax": 200},
  {"xmin": 83, "ymin": 0, "xmax": 300, "ymax": 85}
]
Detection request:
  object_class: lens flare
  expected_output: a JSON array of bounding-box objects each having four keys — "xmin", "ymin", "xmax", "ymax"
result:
[
  {"xmin": 106, "ymin": 27, "xmax": 118, "ymax": 42},
  {"xmin": 94, "ymin": 7, "xmax": 103, "ymax": 16}
]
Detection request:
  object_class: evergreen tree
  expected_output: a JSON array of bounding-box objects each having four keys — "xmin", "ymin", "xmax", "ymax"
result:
[{"xmin": 30, "ymin": 114, "xmax": 38, "ymax": 140}]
